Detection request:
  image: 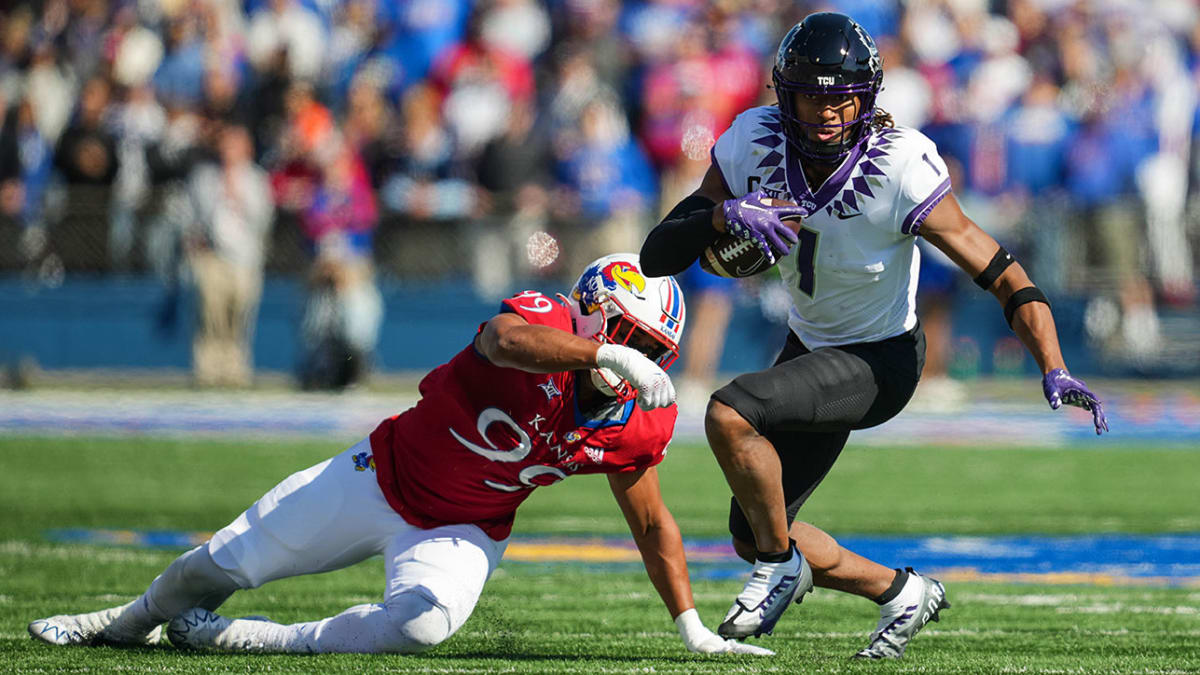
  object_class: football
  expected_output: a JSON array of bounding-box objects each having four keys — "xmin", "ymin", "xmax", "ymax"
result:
[{"xmin": 699, "ymin": 199, "xmax": 803, "ymax": 278}]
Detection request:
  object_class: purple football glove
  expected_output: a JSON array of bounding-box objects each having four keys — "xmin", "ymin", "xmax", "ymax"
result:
[
  {"xmin": 1042, "ymin": 368, "xmax": 1108, "ymax": 435},
  {"xmin": 722, "ymin": 191, "xmax": 807, "ymax": 264}
]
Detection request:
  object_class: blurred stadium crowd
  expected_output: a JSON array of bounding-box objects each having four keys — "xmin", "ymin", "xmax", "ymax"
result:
[{"xmin": 0, "ymin": 0, "xmax": 1198, "ymax": 386}]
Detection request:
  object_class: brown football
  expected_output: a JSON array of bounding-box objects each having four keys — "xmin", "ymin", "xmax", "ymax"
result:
[{"xmin": 699, "ymin": 199, "xmax": 802, "ymax": 278}]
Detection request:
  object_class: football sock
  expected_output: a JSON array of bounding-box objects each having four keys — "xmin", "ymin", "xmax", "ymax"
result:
[
  {"xmin": 108, "ymin": 545, "xmax": 241, "ymax": 639},
  {"xmin": 874, "ymin": 568, "xmax": 909, "ymax": 605},
  {"xmin": 755, "ymin": 539, "xmax": 797, "ymax": 563}
]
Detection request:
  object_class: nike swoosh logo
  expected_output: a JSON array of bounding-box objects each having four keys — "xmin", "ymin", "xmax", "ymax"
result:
[
  {"xmin": 836, "ymin": 211, "xmax": 859, "ymax": 220},
  {"xmin": 735, "ymin": 258, "xmax": 767, "ymax": 275}
]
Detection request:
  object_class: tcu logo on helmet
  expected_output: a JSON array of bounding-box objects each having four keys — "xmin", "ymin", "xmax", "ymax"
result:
[{"xmin": 817, "ymin": 76, "xmax": 835, "ymax": 85}]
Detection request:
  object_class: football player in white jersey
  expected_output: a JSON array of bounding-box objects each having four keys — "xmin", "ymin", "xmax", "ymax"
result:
[{"xmin": 641, "ymin": 12, "xmax": 1108, "ymax": 659}]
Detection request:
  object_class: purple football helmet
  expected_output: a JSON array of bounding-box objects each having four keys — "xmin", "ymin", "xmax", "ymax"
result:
[{"xmin": 772, "ymin": 12, "xmax": 884, "ymax": 162}]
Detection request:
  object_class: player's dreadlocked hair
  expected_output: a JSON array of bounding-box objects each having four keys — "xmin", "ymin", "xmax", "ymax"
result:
[{"xmin": 871, "ymin": 108, "xmax": 895, "ymax": 131}]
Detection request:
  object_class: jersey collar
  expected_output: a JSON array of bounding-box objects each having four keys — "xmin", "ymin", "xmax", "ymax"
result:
[{"xmin": 785, "ymin": 135, "xmax": 866, "ymax": 215}]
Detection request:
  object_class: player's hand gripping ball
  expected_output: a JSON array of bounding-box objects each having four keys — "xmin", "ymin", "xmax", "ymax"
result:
[{"xmin": 701, "ymin": 191, "xmax": 805, "ymax": 278}]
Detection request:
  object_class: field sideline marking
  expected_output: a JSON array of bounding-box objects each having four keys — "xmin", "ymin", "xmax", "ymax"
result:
[
  {"xmin": 22, "ymin": 530, "xmax": 1200, "ymax": 589},
  {"xmin": 3, "ymin": 388, "xmax": 1197, "ymax": 444}
]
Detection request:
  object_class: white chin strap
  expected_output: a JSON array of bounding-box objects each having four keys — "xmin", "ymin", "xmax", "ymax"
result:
[{"xmin": 590, "ymin": 368, "xmax": 621, "ymax": 397}]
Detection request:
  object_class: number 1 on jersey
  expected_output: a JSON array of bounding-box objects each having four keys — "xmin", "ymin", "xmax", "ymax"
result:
[{"xmin": 794, "ymin": 227, "xmax": 819, "ymax": 297}]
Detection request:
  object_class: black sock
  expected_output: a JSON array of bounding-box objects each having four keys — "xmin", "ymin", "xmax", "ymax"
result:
[
  {"xmin": 755, "ymin": 539, "xmax": 796, "ymax": 563},
  {"xmin": 874, "ymin": 568, "xmax": 909, "ymax": 605}
]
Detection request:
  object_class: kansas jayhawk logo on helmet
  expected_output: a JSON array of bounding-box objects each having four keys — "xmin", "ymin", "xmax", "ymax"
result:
[
  {"xmin": 601, "ymin": 260, "xmax": 647, "ymax": 298},
  {"xmin": 574, "ymin": 258, "xmax": 648, "ymax": 312},
  {"xmin": 566, "ymin": 253, "xmax": 687, "ymax": 401}
]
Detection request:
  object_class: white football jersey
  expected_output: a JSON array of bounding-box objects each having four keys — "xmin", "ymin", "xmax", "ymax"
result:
[{"xmin": 712, "ymin": 106, "xmax": 951, "ymax": 349}]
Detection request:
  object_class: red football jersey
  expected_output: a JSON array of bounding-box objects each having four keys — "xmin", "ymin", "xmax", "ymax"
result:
[{"xmin": 370, "ymin": 291, "xmax": 677, "ymax": 540}]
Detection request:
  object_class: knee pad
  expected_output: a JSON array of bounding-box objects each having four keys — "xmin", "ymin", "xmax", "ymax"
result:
[{"xmin": 382, "ymin": 591, "xmax": 452, "ymax": 653}]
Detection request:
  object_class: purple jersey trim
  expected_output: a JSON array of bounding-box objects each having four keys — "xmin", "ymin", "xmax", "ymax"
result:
[
  {"xmin": 785, "ymin": 137, "xmax": 865, "ymax": 214},
  {"xmin": 901, "ymin": 177, "xmax": 951, "ymax": 236},
  {"xmin": 710, "ymin": 146, "xmax": 735, "ymax": 197}
]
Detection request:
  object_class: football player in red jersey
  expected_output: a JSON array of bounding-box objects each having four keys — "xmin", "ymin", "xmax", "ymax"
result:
[{"xmin": 28, "ymin": 253, "xmax": 772, "ymax": 657}]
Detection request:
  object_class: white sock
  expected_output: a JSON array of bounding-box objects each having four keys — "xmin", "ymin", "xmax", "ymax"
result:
[
  {"xmin": 107, "ymin": 546, "xmax": 240, "ymax": 639},
  {"xmin": 880, "ymin": 574, "xmax": 921, "ymax": 616}
]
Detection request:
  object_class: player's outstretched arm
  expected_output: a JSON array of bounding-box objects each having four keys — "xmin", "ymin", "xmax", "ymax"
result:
[
  {"xmin": 476, "ymin": 312, "xmax": 603, "ymax": 373},
  {"xmin": 477, "ymin": 312, "xmax": 676, "ymax": 409},
  {"xmin": 920, "ymin": 193, "xmax": 1108, "ymax": 434},
  {"xmin": 607, "ymin": 468, "xmax": 773, "ymax": 656}
]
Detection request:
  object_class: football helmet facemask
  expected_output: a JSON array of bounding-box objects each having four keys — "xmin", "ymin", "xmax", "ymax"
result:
[
  {"xmin": 773, "ymin": 12, "xmax": 883, "ymax": 162},
  {"xmin": 564, "ymin": 253, "xmax": 685, "ymax": 401}
]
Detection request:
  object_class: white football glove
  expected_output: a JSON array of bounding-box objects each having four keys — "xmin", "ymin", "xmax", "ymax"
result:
[
  {"xmin": 675, "ymin": 608, "xmax": 774, "ymax": 656},
  {"xmin": 595, "ymin": 343, "xmax": 676, "ymax": 410}
]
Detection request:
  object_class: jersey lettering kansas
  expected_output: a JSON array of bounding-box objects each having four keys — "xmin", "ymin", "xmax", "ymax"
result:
[
  {"xmin": 369, "ymin": 292, "xmax": 676, "ymax": 541},
  {"xmin": 712, "ymin": 106, "xmax": 951, "ymax": 348}
]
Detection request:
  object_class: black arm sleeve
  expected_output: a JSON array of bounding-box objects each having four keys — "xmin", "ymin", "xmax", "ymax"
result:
[{"xmin": 639, "ymin": 195, "xmax": 719, "ymax": 276}]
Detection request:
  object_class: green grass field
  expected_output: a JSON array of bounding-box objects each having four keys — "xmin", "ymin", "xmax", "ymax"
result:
[{"xmin": 2, "ymin": 435, "xmax": 1198, "ymax": 673}]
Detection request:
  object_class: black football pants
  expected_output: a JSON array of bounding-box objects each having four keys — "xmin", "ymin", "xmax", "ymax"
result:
[{"xmin": 711, "ymin": 325, "xmax": 925, "ymax": 544}]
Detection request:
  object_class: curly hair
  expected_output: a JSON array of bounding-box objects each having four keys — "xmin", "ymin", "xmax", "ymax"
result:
[{"xmin": 871, "ymin": 108, "xmax": 895, "ymax": 131}]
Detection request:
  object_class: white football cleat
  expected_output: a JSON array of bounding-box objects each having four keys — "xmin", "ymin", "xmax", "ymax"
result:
[
  {"xmin": 168, "ymin": 608, "xmax": 277, "ymax": 652},
  {"xmin": 28, "ymin": 601, "xmax": 163, "ymax": 647},
  {"xmin": 718, "ymin": 544, "xmax": 813, "ymax": 639},
  {"xmin": 853, "ymin": 568, "xmax": 950, "ymax": 659}
]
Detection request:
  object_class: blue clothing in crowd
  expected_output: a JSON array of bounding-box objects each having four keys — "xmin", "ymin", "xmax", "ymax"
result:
[
  {"xmin": 557, "ymin": 139, "xmax": 657, "ymax": 221},
  {"xmin": 153, "ymin": 40, "xmax": 207, "ymax": 107},
  {"xmin": 1005, "ymin": 104, "xmax": 1073, "ymax": 196}
]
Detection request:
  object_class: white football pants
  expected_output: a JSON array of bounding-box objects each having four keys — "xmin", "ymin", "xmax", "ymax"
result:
[{"xmin": 115, "ymin": 438, "xmax": 508, "ymax": 653}]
